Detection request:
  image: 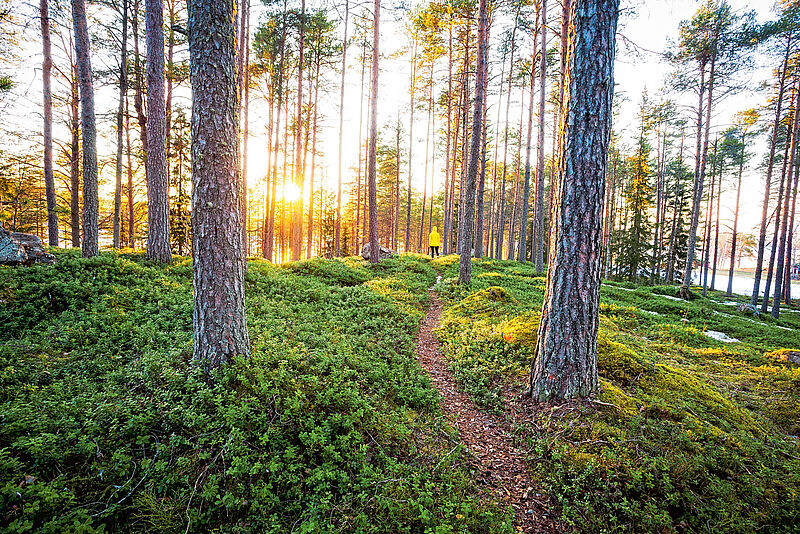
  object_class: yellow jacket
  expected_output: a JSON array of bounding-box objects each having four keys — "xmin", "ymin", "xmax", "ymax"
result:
[{"xmin": 429, "ymin": 227, "xmax": 441, "ymax": 247}]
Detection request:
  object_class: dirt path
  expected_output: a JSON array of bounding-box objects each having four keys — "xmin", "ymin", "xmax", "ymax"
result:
[{"xmin": 416, "ymin": 289, "xmax": 555, "ymax": 533}]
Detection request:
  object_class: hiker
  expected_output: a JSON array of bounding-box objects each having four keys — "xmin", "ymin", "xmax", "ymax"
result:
[{"xmin": 428, "ymin": 226, "xmax": 440, "ymax": 258}]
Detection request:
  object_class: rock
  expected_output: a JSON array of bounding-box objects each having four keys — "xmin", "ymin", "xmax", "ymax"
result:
[
  {"xmin": 737, "ymin": 303, "xmax": 760, "ymax": 317},
  {"xmin": 0, "ymin": 223, "xmax": 56, "ymax": 266},
  {"xmin": 778, "ymin": 351, "xmax": 800, "ymax": 365},
  {"xmin": 0, "ymin": 224, "xmax": 27, "ymax": 264},
  {"xmin": 360, "ymin": 242, "xmax": 395, "ymax": 260}
]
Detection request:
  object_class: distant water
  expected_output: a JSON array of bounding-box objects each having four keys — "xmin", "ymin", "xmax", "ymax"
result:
[{"xmin": 694, "ymin": 271, "xmax": 800, "ymax": 298}]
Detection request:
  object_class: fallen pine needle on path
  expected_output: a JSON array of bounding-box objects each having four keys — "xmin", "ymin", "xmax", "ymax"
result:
[{"xmin": 415, "ymin": 288, "xmax": 556, "ymax": 534}]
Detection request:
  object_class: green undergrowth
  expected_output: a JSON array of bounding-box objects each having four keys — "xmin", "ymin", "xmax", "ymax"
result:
[
  {"xmin": 434, "ymin": 255, "xmax": 800, "ymax": 533},
  {"xmin": 0, "ymin": 250, "xmax": 512, "ymax": 533}
]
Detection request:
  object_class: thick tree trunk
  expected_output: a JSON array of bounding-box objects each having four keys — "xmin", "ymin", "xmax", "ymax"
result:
[
  {"xmin": 72, "ymin": 0, "xmax": 99, "ymax": 258},
  {"xmin": 702, "ymin": 143, "xmax": 717, "ymax": 297},
  {"xmin": 533, "ymin": 0, "xmax": 547, "ymax": 271},
  {"xmin": 367, "ymin": 0, "xmax": 380, "ymax": 263},
  {"xmin": 41, "ymin": 0, "xmax": 58, "ymax": 247},
  {"xmin": 530, "ymin": 0, "xmax": 618, "ymax": 401},
  {"xmin": 458, "ymin": 0, "xmax": 487, "ymax": 283},
  {"xmin": 113, "ymin": 0, "xmax": 128, "ymax": 249},
  {"xmin": 188, "ymin": 0, "xmax": 250, "ymax": 370},
  {"xmin": 752, "ymin": 40, "xmax": 792, "ymax": 305},
  {"xmin": 145, "ymin": 0, "xmax": 171, "ymax": 262}
]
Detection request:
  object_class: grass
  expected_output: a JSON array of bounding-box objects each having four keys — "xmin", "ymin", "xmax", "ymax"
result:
[
  {"xmin": 433, "ymin": 255, "xmax": 800, "ymax": 533},
  {"xmin": 0, "ymin": 250, "xmax": 512, "ymax": 533}
]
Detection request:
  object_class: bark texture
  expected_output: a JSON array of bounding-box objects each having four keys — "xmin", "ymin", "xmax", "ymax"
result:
[
  {"xmin": 188, "ymin": 0, "xmax": 250, "ymax": 370},
  {"xmin": 530, "ymin": 0, "xmax": 618, "ymax": 401},
  {"xmin": 146, "ymin": 0, "xmax": 172, "ymax": 262},
  {"xmin": 72, "ymin": 0, "xmax": 99, "ymax": 258}
]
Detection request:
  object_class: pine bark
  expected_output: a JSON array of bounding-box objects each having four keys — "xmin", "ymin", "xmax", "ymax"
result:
[
  {"xmin": 72, "ymin": 0, "xmax": 99, "ymax": 258},
  {"xmin": 188, "ymin": 0, "xmax": 250, "ymax": 370},
  {"xmin": 727, "ymin": 130, "xmax": 745, "ymax": 296},
  {"xmin": 530, "ymin": 0, "xmax": 618, "ymax": 401}
]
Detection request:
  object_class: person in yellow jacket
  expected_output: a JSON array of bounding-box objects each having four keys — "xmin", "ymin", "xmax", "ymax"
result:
[{"xmin": 428, "ymin": 226, "xmax": 441, "ymax": 258}]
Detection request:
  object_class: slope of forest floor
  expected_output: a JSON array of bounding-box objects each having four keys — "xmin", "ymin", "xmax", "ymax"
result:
[
  {"xmin": 433, "ymin": 255, "xmax": 800, "ymax": 533},
  {"xmin": 0, "ymin": 251, "xmax": 513, "ymax": 533}
]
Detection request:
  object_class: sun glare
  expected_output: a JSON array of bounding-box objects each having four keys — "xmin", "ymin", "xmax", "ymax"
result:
[{"xmin": 281, "ymin": 183, "xmax": 301, "ymax": 203}]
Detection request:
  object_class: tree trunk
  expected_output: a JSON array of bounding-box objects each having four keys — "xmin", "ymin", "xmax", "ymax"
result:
[
  {"xmin": 762, "ymin": 79, "xmax": 798, "ymax": 313},
  {"xmin": 519, "ymin": 27, "xmax": 538, "ymax": 263},
  {"xmin": 241, "ymin": 0, "xmax": 250, "ymax": 256},
  {"xmin": 187, "ymin": 0, "xmax": 250, "ymax": 370},
  {"xmin": 419, "ymin": 68, "xmax": 433, "ymax": 252},
  {"xmin": 530, "ymin": 0, "xmax": 618, "ymax": 401},
  {"xmin": 367, "ymin": 0, "xmax": 380, "ymax": 263},
  {"xmin": 727, "ymin": 131, "xmax": 745, "ymax": 296},
  {"xmin": 475, "ymin": 40, "xmax": 489, "ymax": 259},
  {"xmin": 72, "ymin": 0, "xmax": 99, "ymax": 258},
  {"xmin": 752, "ymin": 39, "xmax": 792, "ymax": 305},
  {"xmin": 702, "ymin": 141, "xmax": 717, "ymax": 297},
  {"xmin": 457, "ymin": 0, "xmax": 487, "ymax": 283},
  {"xmin": 533, "ymin": 0, "xmax": 547, "ymax": 271},
  {"xmin": 69, "ymin": 55, "xmax": 81, "ymax": 248},
  {"xmin": 405, "ymin": 41, "xmax": 416, "ymax": 253},
  {"xmin": 41, "ymin": 0, "xmax": 58, "ymax": 247},
  {"xmin": 307, "ymin": 55, "xmax": 320, "ymax": 258},
  {"xmin": 292, "ymin": 0, "xmax": 306, "ymax": 262},
  {"xmin": 144, "ymin": 0, "xmax": 171, "ymax": 262},
  {"xmin": 126, "ymin": 94, "xmax": 135, "ymax": 247},
  {"xmin": 113, "ymin": 0, "xmax": 128, "ymax": 249},
  {"xmin": 265, "ymin": 9, "xmax": 287, "ymax": 262},
  {"xmin": 495, "ymin": 13, "xmax": 519, "ymax": 259},
  {"xmin": 783, "ymin": 158, "xmax": 798, "ymax": 304},
  {"xmin": 335, "ymin": 0, "xmax": 349, "ymax": 256},
  {"xmin": 771, "ymin": 80, "xmax": 800, "ymax": 317}
]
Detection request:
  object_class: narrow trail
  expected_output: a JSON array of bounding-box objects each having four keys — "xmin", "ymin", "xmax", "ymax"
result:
[{"xmin": 415, "ymin": 288, "xmax": 555, "ymax": 534}]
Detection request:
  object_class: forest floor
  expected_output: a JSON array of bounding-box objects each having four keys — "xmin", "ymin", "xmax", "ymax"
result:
[
  {"xmin": 415, "ymin": 289, "xmax": 554, "ymax": 533},
  {"xmin": 1, "ymin": 250, "xmax": 799, "ymax": 533}
]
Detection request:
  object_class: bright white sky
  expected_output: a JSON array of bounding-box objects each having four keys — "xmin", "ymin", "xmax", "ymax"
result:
[{"xmin": 0, "ymin": 0, "xmax": 781, "ymax": 239}]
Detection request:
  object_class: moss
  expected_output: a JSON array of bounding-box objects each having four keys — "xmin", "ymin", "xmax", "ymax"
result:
[
  {"xmin": 597, "ymin": 334, "xmax": 649, "ymax": 386},
  {"xmin": 498, "ymin": 311, "xmax": 540, "ymax": 347}
]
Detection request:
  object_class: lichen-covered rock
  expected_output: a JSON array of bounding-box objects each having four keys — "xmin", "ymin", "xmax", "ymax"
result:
[
  {"xmin": 360, "ymin": 242, "xmax": 395, "ymax": 260},
  {"xmin": 738, "ymin": 303, "xmax": 760, "ymax": 317},
  {"xmin": 0, "ymin": 223, "xmax": 56, "ymax": 265},
  {"xmin": 0, "ymin": 224, "xmax": 27, "ymax": 264}
]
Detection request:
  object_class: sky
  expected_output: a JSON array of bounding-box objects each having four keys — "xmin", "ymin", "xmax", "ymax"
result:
[{"xmin": 0, "ymin": 0, "xmax": 783, "ymax": 243}]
